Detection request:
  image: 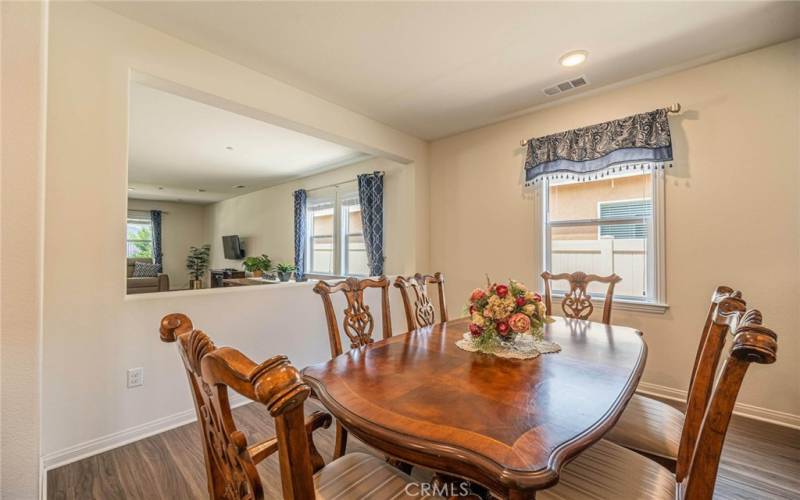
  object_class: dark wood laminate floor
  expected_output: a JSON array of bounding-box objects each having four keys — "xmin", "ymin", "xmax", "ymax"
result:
[{"xmin": 47, "ymin": 398, "xmax": 800, "ymax": 499}]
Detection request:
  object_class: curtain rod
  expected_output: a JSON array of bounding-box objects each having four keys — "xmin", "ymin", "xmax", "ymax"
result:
[
  {"xmin": 519, "ymin": 102, "xmax": 681, "ymax": 147},
  {"xmin": 298, "ymin": 171, "xmax": 385, "ymax": 195},
  {"xmin": 128, "ymin": 209, "xmax": 170, "ymax": 215}
]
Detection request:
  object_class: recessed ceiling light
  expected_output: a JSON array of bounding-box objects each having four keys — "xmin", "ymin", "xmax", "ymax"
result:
[
  {"xmin": 225, "ymin": 146, "xmax": 234, "ymax": 151},
  {"xmin": 233, "ymin": 185, "xmax": 246, "ymax": 189},
  {"xmin": 197, "ymin": 188, "xmax": 206, "ymax": 193},
  {"xmin": 128, "ymin": 187, "xmax": 135, "ymax": 191},
  {"xmin": 559, "ymin": 50, "xmax": 588, "ymax": 67},
  {"xmin": 157, "ymin": 186, "xmax": 164, "ymax": 190}
]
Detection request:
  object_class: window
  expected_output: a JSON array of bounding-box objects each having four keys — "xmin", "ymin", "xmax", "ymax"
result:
[
  {"xmin": 307, "ymin": 189, "xmax": 369, "ymax": 276},
  {"xmin": 126, "ymin": 212, "xmax": 153, "ymax": 258},
  {"xmin": 540, "ymin": 170, "xmax": 665, "ymax": 308},
  {"xmin": 598, "ymin": 199, "xmax": 652, "ymax": 239}
]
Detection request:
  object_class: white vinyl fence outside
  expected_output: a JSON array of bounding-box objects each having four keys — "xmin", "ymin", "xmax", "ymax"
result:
[{"xmin": 551, "ymin": 239, "xmax": 647, "ymax": 298}]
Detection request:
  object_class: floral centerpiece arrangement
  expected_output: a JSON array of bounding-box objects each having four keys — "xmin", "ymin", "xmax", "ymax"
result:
[{"xmin": 462, "ymin": 278, "xmax": 557, "ymax": 357}]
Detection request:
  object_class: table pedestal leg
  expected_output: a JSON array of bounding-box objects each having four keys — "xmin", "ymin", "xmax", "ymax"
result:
[{"xmin": 333, "ymin": 421, "xmax": 347, "ymax": 459}]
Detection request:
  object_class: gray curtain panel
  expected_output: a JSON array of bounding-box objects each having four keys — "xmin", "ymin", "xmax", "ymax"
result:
[
  {"xmin": 150, "ymin": 210, "xmax": 163, "ymax": 272},
  {"xmin": 293, "ymin": 189, "xmax": 307, "ymax": 280},
  {"xmin": 357, "ymin": 172, "xmax": 384, "ymax": 276},
  {"xmin": 523, "ymin": 108, "xmax": 673, "ymax": 185}
]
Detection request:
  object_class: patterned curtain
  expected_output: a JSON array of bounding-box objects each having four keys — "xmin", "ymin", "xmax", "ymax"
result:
[
  {"xmin": 150, "ymin": 210, "xmax": 163, "ymax": 272},
  {"xmin": 357, "ymin": 172, "xmax": 384, "ymax": 276},
  {"xmin": 293, "ymin": 190, "xmax": 307, "ymax": 280},
  {"xmin": 523, "ymin": 108, "xmax": 673, "ymax": 186}
]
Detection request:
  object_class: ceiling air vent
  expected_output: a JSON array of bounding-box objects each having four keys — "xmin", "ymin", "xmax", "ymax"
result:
[{"xmin": 543, "ymin": 75, "xmax": 589, "ymax": 97}]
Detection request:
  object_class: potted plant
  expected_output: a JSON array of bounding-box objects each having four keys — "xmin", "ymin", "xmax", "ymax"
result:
[
  {"xmin": 242, "ymin": 254, "xmax": 272, "ymax": 277},
  {"xmin": 186, "ymin": 244, "xmax": 211, "ymax": 289},
  {"xmin": 275, "ymin": 262, "xmax": 296, "ymax": 282}
]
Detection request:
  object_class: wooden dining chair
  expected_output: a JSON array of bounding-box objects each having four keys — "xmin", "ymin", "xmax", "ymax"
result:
[
  {"xmin": 604, "ymin": 286, "xmax": 743, "ymax": 473},
  {"xmin": 159, "ymin": 313, "xmax": 427, "ymax": 500},
  {"xmin": 393, "ymin": 272, "xmax": 448, "ymax": 331},
  {"xmin": 541, "ymin": 271, "xmax": 622, "ymax": 324},
  {"xmin": 312, "ymin": 276, "xmax": 391, "ymax": 459},
  {"xmin": 539, "ymin": 305, "xmax": 778, "ymax": 500}
]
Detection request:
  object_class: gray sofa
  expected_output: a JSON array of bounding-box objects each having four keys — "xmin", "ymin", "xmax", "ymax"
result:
[{"xmin": 126, "ymin": 258, "xmax": 169, "ymax": 294}]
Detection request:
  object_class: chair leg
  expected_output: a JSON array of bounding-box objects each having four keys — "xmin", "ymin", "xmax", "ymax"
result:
[
  {"xmin": 333, "ymin": 421, "xmax": 348, "ymax": 459},
  {"xmin": 385, "ymin": 456, "xmax": 413, "ymax": 475}
]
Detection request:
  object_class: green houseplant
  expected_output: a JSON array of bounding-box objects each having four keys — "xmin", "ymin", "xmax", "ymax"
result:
[
  {"xmin": 186, "ymin": 244, "xmax": 211, "ymax": 289},
  {"xmin": 275, "ymin": 262, "xmax": 296, "ymax": 282},
  {"xmin": 242, "ymin": 254, "xmax": 272, "ymax": 277}
]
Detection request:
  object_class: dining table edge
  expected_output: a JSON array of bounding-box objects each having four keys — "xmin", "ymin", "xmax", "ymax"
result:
[{"xmin": 301, "ymin": 326, "xmax": 648, "ymax": 495}]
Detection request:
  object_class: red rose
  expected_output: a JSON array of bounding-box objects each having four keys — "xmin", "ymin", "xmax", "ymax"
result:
[
  {"xmin": 469, "ymin": 305, "xmax": 476, "ymax": 314},
  {"xmin": 496, "ymin": 321, "xmax": 510, "ymax": 336},
  {"xmin": 496, "ymin": 284, "xmax": 509, "ymax": 298},
  {"xmin": 469, "ymin": 323, "xmax": 483, "ymax": 337},
  {"xmin": 516, "ymin": 296, "xmax": 526, "ymax": 307}
]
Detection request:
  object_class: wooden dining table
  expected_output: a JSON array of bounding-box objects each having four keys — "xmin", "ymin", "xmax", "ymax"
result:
[{"xmin": 302, "ymin": 316, "xmax": 647, "ymax": 499}]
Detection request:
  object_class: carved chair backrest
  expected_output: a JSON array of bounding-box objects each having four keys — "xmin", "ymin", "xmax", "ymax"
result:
[
  {"xmin": 541, "ymin": 271, "xmax": 622, "ymax": 324},
  {"xmin": 680, "ymin": 309, "xmax": 777, "ymax": 499},
  {"xmin": 313, "ymin": 276, "xmax": 392, "ymax": 358},
  {"xmin": 393, "ymin": 272, "xmax": 448, "ymax": 331},
  {"xmin": 675, "ymin": 295, "xmax": 746, "ymax": 481},
  {"xmin": 160, "ymin": 314, "xmax": 319, "ymax": 500},
  {"xmin": 688, "ymin": 286, "xmax": 743, "ymax": 398}
]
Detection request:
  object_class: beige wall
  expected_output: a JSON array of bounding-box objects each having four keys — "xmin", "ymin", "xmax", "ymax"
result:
[
  {"xmin": 429, "ymin": 40, "xmax": 800, "ymax": 419},
  {"xmin": 206, "ymin": 157, "xmax": 413, "ymax": 275},
  {"xmin": 1, "ymin": 2, "xmax": 47, "ymax": 496},
  {"xmin": 42, "ymin": 1, "xmax": 428, "ymax": 466},
  {"xmin": 127, "ymin": 199, "xmax": 208, "ymax": 289}
]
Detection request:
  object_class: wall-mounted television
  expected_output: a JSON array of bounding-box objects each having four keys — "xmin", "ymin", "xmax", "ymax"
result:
[{"xmin": 222, "ymin": 235, "xmax": 245, "ymax": 259}]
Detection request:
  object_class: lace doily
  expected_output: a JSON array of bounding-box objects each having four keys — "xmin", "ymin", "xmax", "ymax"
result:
[{"xmin": 456, "ymin": 332, "xmax": 562, "ymax": 360}]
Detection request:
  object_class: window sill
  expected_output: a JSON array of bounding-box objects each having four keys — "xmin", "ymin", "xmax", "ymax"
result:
[
  {"xmin": 612, "ymin": 299, "xmax": 669, "ymax": 314},
  {"xmin": 550, "ymin": 293, "xmax": 669, "ymax": 315}
]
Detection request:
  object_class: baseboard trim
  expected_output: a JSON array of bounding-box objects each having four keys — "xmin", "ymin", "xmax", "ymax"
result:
[
  {"xmin": 41, "ymin": 395, "xmax": 250, "ymax": 472},
  {"xmin": 637, "ymin": 382, "xmax": 800, "ymax": 430}
]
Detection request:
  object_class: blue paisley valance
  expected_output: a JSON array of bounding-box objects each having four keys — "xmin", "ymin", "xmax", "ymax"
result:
[{"xmin": 524, "ymin": 108, "xmax": 673, "ymax": 186}]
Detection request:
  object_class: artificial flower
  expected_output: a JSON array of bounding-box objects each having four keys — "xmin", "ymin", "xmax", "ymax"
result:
[
  {"xmin": 470, "ymin": 288, "xmax": 486, "ymax": 302},
  {"xmin": 496, "ymin": 321, "xmax": 510, "ymax": 336},
  {"xmin": 496, "ymin": 284, "xmax": 509, "ymax": 298},
  {"xmin": 508, "ymin": 313, "xmax": 531, "ymax": 333},
  {"xmin": 468, "ymin": 323, "xmax": 483, "ymax": 337},
  {"xmin": 471, "ymin": 312, "xmax": 485, "ymax": 327},
  {"xmin": 524, "ymin": 291, "xmax": 541, "ymax": 302},
  {"xmin": 486, "ymin": 295, "xmax": 515, "ymax": 320}
]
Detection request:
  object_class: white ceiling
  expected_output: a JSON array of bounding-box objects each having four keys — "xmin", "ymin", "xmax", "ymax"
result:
[
  {"xmin": 128, "ymin": 82, "xmax": 370, "ymax": 203},
  {"xmin": 106, "ymin": 2, "xmax": 800, "ymax": 140}
]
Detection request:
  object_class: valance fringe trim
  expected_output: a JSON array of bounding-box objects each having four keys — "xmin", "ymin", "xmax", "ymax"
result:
[{"xmin": 524, "ymin": 161, "xmax": 672, "ymax": 186}]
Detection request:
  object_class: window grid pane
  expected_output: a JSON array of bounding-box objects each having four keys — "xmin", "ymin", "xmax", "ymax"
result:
[
  {"xmin": 546, "ymin": 172, "xmax": 654, "ymax": 302},
  {"xmin": 126, "ymin": 221, "xmax": 153, "ymax": 258},
  {"xmin": 306, "ymin": 194, "xmax": 367, "ymax": 277},
  {"xmin": 599, "ymin": 199, "xmax": 652, "ymax": 239}
]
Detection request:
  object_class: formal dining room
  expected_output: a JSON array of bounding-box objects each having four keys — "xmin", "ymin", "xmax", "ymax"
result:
[{"xmin": 2, "ymin": 1, "xmax": 799, "ymax": 499}]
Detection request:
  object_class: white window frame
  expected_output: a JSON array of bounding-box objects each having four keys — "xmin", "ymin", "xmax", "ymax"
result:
[
  {"xmin": 307, "ymin": 199, "xmax": 336, "ymax": 276},
  {"xmin": 539, "ymin": 170, "xmax": 668, "ymax": 314},
  {"xmin": 306, "ymin": 187, "xmax": 367, "ymax": 278},
  {"xmin": 126, "ymin": 211, "xmax": 154, "ymax": 259}
]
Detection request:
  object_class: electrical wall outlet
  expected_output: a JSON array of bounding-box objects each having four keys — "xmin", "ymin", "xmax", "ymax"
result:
[{"xmin": 127, "ymin": 367, "xmax": 144, "ymax": 388}]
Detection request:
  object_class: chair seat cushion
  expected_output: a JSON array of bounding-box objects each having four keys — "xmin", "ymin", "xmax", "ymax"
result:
[
  {"xmin": 538, "ymin": 440, "xmax": 676, "ymax": 500},
  {"xmin": 603, "ymin": 394, "xmax": 684, "ymax": 460},
  {"xmin": 314, "ymin": 452, "xmax": 442, "ymax": 499}
]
